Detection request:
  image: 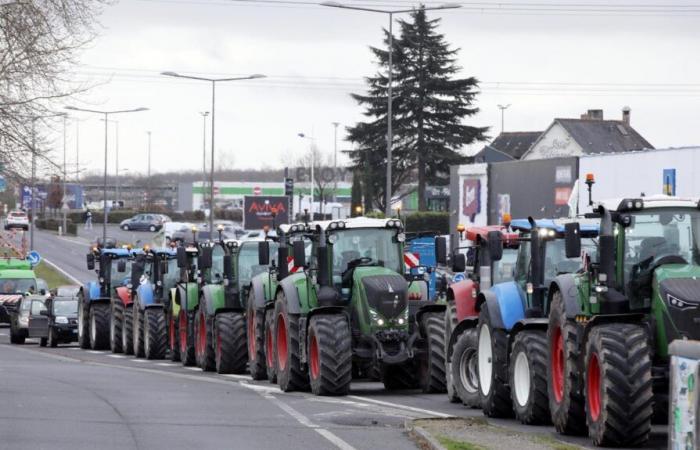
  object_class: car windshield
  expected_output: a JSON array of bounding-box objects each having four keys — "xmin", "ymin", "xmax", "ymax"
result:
[
  {"xmin": 622, "ymin": 208, "xmax": 700, "ymax": 284},
  {"xmin": 330, "ymin": 228, "xmax": 402, "ymax": 275},
  {"xmin": 237, "ymin": 242, "xmax": 278, "ymax": 287},
  {"xmin": 0, "ymin": 278, "xmax": 37, "ymax": 294},
  {"xmin": 53, "ymin": 300, "xmax": 77, "ymax": 316}
]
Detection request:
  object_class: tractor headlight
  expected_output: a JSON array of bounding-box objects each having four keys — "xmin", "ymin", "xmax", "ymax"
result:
[
  {"xmin": 668, "ymin": 294, "xmax": 691, "ymax": 309},
  {"xmin": 397, "ymin": 317, "xmax": 405, "ymax": 325},
  {"xmin": 377, "ymin": 318, "xmax": 385, "ymax": 326},
  {"xmin": 56, "ymin": 316, "xmax": 68, "ymax": 324},
  {"xmin": 369, "ymin": 308, "xmax": 386, "ymax": 327},
  {"xmin": 396, "ymin": 232, "xmax": 405, "ymax": 243}
]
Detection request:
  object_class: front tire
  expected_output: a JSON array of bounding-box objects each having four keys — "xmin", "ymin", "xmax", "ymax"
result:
[
  {"xmin": 308, "ymin": 314, "xmax": 352, "ymax": 396},
  {"xmin": 40, "ymin": 337, "xmax": 47, "ymax": 347},
  {"xmin": 10, "ymin": 321, "xmax": 25, "ymax": 344},
  {"xmin": 133, "ymin": 305, "xmax": 145, "ymax": 358},
  {"xmin": 477, "ymin": 307, "xmax": 512, "ymax": 417},
  {"xmin": 122, "ymin": 225, "xmax": 129, "ymax": 231},
  {"xmin": 445, "ymin": 301, "xmax": 460, "ymax": 403},
  {"xmin": 247, "ymin": 291, "xmax": 267, "ymax": 380},
  {"xmin": 451, "ymin": 328, "xmax": 480, "ymax": 407},
  {"xmin": 48, "ymin": 327, "xmax": 58, "ymax": 347},
  {"xmin": 149, "ymin": 225, "xmax": 157, "ymax": 232},
  {"xmin": 78, "ymin": 300, "xmax": 90, "ymax": 349},
  {"xmin": 110, "ymin": 302, "xmax": 124, "ymax": 353},
  {"xmin": 194, "ymin": 307, "xmax": 215, "ymax": 371},
  {"xmin": 89, "ymin": 303, "xmax": 110, "ymax": 350},
  {"xmin": 509, "ymin": 330, "xmax": 550, "ymax": 425},
  {"xmin": 168, "ymin": 308, "xmax": 180, "ymax": 362},
  {"xmin": 122, "ymin": 306, "xmax": 134, "ymax": 355},
  {"xmin": 265, "ymin": 307, "xmax": 277, "ymax": 383},
  {"xmin": 144, "ymin": 308, "xmax": 167, "ymax": 360},
  {"xmin": 274, "ymin": 294, "xmax": 308, "ymax": 392},
  {"xmin": 419, "ymin": 312, "xmax": 447, "ymax": 393},
  {"xmin": 585, "ymin": 324, "xmax": 653, "ymax": 447},
  {"xmin": 214, "ymin": 312, "xmax": 248, "ymax": 374},
  {"xmin": 179, "ymin": 309, "xmax": 195, "ymax": 366}
]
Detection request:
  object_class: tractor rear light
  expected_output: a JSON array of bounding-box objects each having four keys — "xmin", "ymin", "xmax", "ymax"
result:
[{"xmin": 502, "ymin": 213, "xmax": 512, "ymax": 227}]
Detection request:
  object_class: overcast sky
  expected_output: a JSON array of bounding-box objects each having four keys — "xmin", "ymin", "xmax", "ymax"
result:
[{"xmin": 55, "ymin": 0, "xmax": 700, "ymax": 177}]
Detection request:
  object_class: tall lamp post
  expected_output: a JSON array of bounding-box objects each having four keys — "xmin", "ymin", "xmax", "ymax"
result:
[
  {"xmin": 200, "ymin": 111, "xmax": 209, "ymax": 210},
  {"xmin": 331, "ymin": 122, "xmax": 339, "ymax": 203},
  {"xmin": 298, "ymin": 133, "xmax": 316, "ymax": 217},
  {"xmin": 321, "ymin": 1, "xmax": 460, "ymax": 215},
  {"xmin": 497, "ymin": 104, "xmax": 511, "ymax": 133},
  {"xmin": 161, "ymin": 71, "xmax": 265, "ymax": 232},
  {"xmin": 65, "ymin": 106, "xmax": 149, "ymax": 241}
]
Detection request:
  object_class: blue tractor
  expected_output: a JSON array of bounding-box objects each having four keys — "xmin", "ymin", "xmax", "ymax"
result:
[
  {"xmin": 475, "ymin": 218, "xmax": 599, "ymax": 423},
  {"xmin": 129, "ymin": 247, "xmax": 179, "ymax": 359},
  {"xmin": 405, "ymin": 232, "xmax": 440, "ymax": 300},
  {"xmin": 83, "ymin": 245, "xmax": 141, "ymax": 350}
]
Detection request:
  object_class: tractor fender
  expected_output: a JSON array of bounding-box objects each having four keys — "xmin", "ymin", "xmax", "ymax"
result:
[
  {"xmin": 447, "ymin": 317, "xmax": 479, "ymax": 359},
  {"xmin": 477, "ymin": 289, "xmax": 504, "ymax": 329},
  {"xmin": 415, "ymin": 303, "xmax": 446, "ymax": 333},
  {"xmin": 448, "ymin": 278, "xmax": 479, "ymax": 322},
  {"xmin": 115, "ymin": 286, "xmax": 134, "ymax": 307},
  {"xmin": 489, "ymin": 281, "xmax": 526, "ymax": 332},
  {"xmin": 250, "ymin": 276, "xmax": 267, "ymax": 310},
  {"xmin": 549, "ymin": 274, "xmax": 581, "ymax": 319},
  {"xmin": 278, "ymin": 275, "xmax": 304, "ymax": 315},
  {"xmin": 200, "ymin": 284, "xmax": 225, "ymax": 316},
  {"xmin": 508, "ymin": 318, "xmax": 549, "ymax": 350},
  {"xmin": 135, "ymin": 283, "xmax": 156, "ymax": 310}
]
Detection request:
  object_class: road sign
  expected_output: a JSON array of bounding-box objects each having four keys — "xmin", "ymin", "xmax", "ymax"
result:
[
  {"xmin": 253, "ymin": 186, "xmax": 262, "ymax": 196},
  {"xmin": 284, "ymin": 178, "xmax": 294, "ymax": 196},
  {"xmin": 452, "ymin": 273, "xmax": 466, "ymax": 283},
  {"xmin": 26, "ymin": 251, "xmax": 41, "ymax": 267}
]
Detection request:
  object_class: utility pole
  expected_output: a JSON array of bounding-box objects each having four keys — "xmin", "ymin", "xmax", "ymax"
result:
[
  {"xmin": 147, "ymin": 130, "xmax": 152, "ymax": 209},
  {"xmin": 497, "ymin": 104, "xmax": 511, "ymax": 133},
  {"xmin": 200, "ymin": 111, "xmax": 209, "ymax": 211},
  {"xmin": 62, "ymin": 114, "xmax": 68, "ymax": 234},
  {"xmin": 30, "ymin": 120, "xmax": 36, "ymax": 251}
]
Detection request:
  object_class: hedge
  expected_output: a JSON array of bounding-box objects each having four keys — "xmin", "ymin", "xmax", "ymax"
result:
[
  {"xmin": 35, "ymin": 218, "xmax": 78, "ymax": 236},
  {"xmin": 403, "ymin": 212, "xmax": 449, "ymax": 235}
]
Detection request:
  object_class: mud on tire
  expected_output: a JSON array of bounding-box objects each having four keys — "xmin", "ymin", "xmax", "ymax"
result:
[
  {"xmin": 420, "ymin": 312, "xmax": 447, "ymax": 393},
  {"xmin": 509, "ymin": 330, "xmax": 550, "ymax": 425},
  {"xmin": 215, "ymin": 312, "xmax": 248, "ymax": 374},
  {"xmin": 308, "ymin": 314, "xmax": 352, "ymax": 396}
]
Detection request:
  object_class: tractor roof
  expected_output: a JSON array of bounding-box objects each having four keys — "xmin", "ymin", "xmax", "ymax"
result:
[
  {"xmin": 150, "ymin": 248, "xmax": 177, "ymax": 257},
  {"xmin": 510, "ymin": 218, "xmax": 599, "ymax": 235},
  {"xmin": 465, "ymin": 225, "xmax": 519, "ymax": 244},
  {"xmin": 100, "ymin": 248, "xmax": 143, "ymax": 257},
  {"xmin": 0, "ymin": 258, "xmax": 32, "ymax": 271},
  {"xmin": 597, "ymin": 195, "xmax": 700, "ymax": 212},
  {"xmin": 279, "ymin": 222, "xmax": 310, "ymax": 234},
  {"xmin": 315, "ymin": 217, "xmax": 402, "ymax": 231}
]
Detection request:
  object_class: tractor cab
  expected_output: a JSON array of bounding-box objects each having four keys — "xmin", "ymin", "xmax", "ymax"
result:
[
  {"xmin": 133, "ymin": 247, "xmax": 179, "ymax": 300},
  {"xmin": 86, "ymin": 247, "xmax": 142, "ymax": 297}
]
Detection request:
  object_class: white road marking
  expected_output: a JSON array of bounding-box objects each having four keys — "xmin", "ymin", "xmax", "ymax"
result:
[
  {"xmin": 238, "ymin": 382, "xmax": 280, "ymax": 393},
  {"xmin": 67, "ymin": 347, "xmax": 80, "ymax": 350},
  {"xmin": 156, "ymin": 362, "xmax": 178, "ymax": 367},
  {"xmin": 87, "ymin": 350, "xmax": 104, "ymax": 354},
  {"xmin": 131, "ymin": 359, "xmax": 149, "ymax": 363},
  {"xmin": 185, "ymin": 367, "xmax": 201, "ymax": 371},
  {"xmin": 221, "ymin": 374, "xmax": 251, "ymax": 380},
  {"xmin": 0, "ymin": 333, "xmax": 7, "ymax": 336},
  {"xmin": 42, "ymin": 258, "xmax": 83, "ymax": 285},
  {"xmin": 107, "ymin": 354, "xmax": 125, "ymax": 358},
  {"xmin": 241, "ymin": 384, "xmax": 355, "ymax": 450},
  {"xmin": 347, "ymin": 395, "xmax": 452, "ymax": 418},
  {"xmin": 307, "ymin": 397, "xmax": 416, "ymax": 419}
]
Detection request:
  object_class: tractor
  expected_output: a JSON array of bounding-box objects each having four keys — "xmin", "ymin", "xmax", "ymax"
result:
[
  {"xmin": 167, "ymin": 239, "xmax": 201, "ymax": 365},
  {"xmin": 128, "ymin": 246, "xmax": 179, "ymax": 359},
  {"xmin": 436, "ymin": 223, "xmax": 519, "ymax": 407},
  {"xmin": 475, "ymin": 218, "xmax": 598, "ymax": 423},
  {"xmin": 548, "ymin": 195, "xmax": 700, "ymax": 446},
  {"xmin": 271, "ymin": 217, "xmax": 445, "ymax": 396},
  {"xmin": 85, "ymin": 243, "xmax": 140, "ymax": 351}
]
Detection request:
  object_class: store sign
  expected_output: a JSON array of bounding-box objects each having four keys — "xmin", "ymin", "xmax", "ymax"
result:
[
  {"xmin": 244, "ymin": 195, "xmax": 290, "ymax": 229},
  {"xmin": 462, "ymin": 179, "xmax": 481, "ymax": 222}
]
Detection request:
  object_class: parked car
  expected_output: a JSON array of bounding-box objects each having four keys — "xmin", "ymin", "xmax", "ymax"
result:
[
  {"xmin": 119, "ymin": 214, "xmax": 164, "ymax": 232},
  {"xmin": 4, "ymin": 210, "xmax": 29, "ymax": 230},
  {"xmin": 42, "ymin": 296, "xmax": 79, "ymax": 347},
  {"xmin": 9, "ymin": 295, "xmax": 46, "ymax": 345},
  {"xmin": 163, "ymin": 221, "xmax": 193, "ymax": 243}
]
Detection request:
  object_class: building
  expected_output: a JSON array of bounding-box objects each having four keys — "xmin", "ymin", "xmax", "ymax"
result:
[{"xmin": 472, "ymin": 131, "xmax": 543, "ymax": 163}]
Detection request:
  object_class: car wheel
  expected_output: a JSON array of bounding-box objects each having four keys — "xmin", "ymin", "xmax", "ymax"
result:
[
  {"xmin": 122, "ymin": 225, "xmax": 129, "ymax": 231},
  {"xmin": 149, "ymin": 225, "xmax": 157, "ymax": 232}
]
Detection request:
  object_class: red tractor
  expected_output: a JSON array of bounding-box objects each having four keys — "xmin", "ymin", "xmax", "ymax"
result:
[{"xmin": 437, "ymin": 223, "xmax": 519, "ymax": 406}]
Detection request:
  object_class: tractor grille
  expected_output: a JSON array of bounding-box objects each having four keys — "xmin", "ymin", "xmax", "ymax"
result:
[
  {"xmin": 659, "ymin": 278, "xmax": 700, "ymax": 340},
  {"xmin": 361, "ymin": 275, "xmax": 408, "ymax": 320}
]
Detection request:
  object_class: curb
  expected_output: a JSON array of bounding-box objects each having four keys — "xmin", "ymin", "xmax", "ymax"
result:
[{"xmin": 405, "ymin": 419, "xmax": 446, "ymax": 450}]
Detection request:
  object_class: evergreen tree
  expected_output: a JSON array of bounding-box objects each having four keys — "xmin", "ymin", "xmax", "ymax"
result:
[{"xmin": 347, "ymin": 7, "xmax": 488, "ymax": 211}]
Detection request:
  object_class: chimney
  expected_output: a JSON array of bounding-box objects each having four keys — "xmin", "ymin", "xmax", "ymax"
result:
[
  {"xmin": 622, "ymin": 106, "xmax": 631, "ymax": 125},
  {"xmin": 580, "ymin": 109, "xmax": 604, "ymax": 120}
]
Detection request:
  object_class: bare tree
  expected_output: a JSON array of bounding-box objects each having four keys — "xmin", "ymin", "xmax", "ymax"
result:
[
  {"xmin": 295, "ymin": 145, "xmax": 337, "ymax": 214},
  {"xmin": 0, "ymin": 0, "xmax": 109, "ymax": 182}
]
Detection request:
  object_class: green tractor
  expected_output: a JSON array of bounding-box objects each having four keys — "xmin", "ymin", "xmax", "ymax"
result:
[
  {"xmin": 549, "ymin": 195, "xmax": 700, "ymax": 446},
  {"xmin": 272, "ymin": 217, "xmax": 446, "ymax": 395},
  {"xmin": 167, "ymin": 239, "xmax": 201, "ymax": 365}
]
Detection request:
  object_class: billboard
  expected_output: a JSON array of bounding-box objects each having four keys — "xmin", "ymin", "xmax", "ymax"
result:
[
  {"xmin": 243, "ymin": 195, "xmax": 290, "ymax": 230},
  {"xmin": 21, "ymin": 183, "xmax": 84, "ymax": 210},
  {"xmin": 457, "ymin": 163, "xmax": 488, "ymax": 227}
]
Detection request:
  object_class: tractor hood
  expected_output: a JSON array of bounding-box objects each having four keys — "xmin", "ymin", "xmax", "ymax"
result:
[
  {"xmin": 354, "ymin": 266, "xmax": 408, "ymax": 320},
  {"xmin": 656, "ymin": 264, "xmax": 700, "ymax": 340}
]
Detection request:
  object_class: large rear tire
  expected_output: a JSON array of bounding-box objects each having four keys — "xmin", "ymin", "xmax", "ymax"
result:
[
  {"xmin": 132, "ymin": 305, "xmax": 145, "ymax": 358},
  {"xmin": 215, "ymin": 312, "xmax": 248, "ymax": 374},
  {"xmin": 451, "ymin": 328, "xmax": 480, "ymax": 407},
  {"xmin": 547, "ymin": 291, "xmax": 586, "ymax": 435},
  {"xmin": 194, "ymin": 306, "xmax": 215, "ymax": 371},
  {"xmin": 122, "ymin": 306, "xmax": 134, "ymax": 355},
  {"xmin": 110, "ymin": 302, "xmax": 124, "ymax": 353},
  {"xmin": 308, "ymin": 314, "xmax": 352, "ymax": 396},
  {"xmin": 585, "ymin": 324, "xmax": 653, "ymax": 447},
  {"xmin": 477, "ymin": 306, "xmax": 512, "ymax": 417},
  {"xmin": 419, "ymin": 312, "xmax": 447, "ymax": 393},
  {"xmin": 78, "ymin": 300, "xmax": 90, "ymax": 349},
  {"xmin": 509, "ymin": 330, "xmax": 550, "ymax": 425},
  {"xmin": 89, "ymin": 302, "xmax": 110, "ymax": 350},
  {"xmin": 247, "ymin": 292, "xmax": 267, "ymax": 380},
  {"xmin": 144, "ymin": 308, "xmax": 167, "ymax": 360},
  {"xmin": 168, "ymin": 308, "xmax": 180, "ymax": 362},
  {"xmin": 265, "ymin": 307, "xmax": 277, "ymax": 383},
  {"xmin": 274, "ymin": 294, "xmax": 308, "ymax": 392},
  {"xmin": 445, "ymin": 301, "xmax": 460, "ymax": 403},
  {"xmin": 179, "ymin": 309, "xmax": 195, "ymax": 366}
]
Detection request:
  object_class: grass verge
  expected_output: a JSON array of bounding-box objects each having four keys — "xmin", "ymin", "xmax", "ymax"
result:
[{"xmin": 34, "ymin": 261, "xmax": 73, "ymax": 289}]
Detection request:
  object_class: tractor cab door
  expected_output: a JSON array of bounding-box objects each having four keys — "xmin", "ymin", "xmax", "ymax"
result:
[{"xmin": 27, "ymin": 299, "xmax": 49, "ymax": 338}]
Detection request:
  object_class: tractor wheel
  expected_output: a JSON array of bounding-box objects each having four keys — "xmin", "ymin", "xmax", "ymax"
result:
[
  {"xmin": 48, "ymin": 327, "xmax": 58, "ymax": 347},
  {"xmin": 451, "ymin": 328, "xmax": 480, "ymax": 407},
  {"xmin": 247, "ymin": 293, "xmax": 266, "ymax": 380},
  {"xmin": 133, "ymin": 306, "xmax": 145, "ymax": 358},
  {"xmin": 194, "ymin": 307, "xmax": 215, "ymax": 371},
  {"xmin": 509, "ymin": 330, "xmax": 550, "ymax": 425},
  {"xmin": 308, "ymin": 314, "xmax": 352, "ymax": 396},
  {"xmin": 77, "ymin": 299, "xmax": 90, "ymax": 349},
  {"xmin": 122, "ymin": 306, "xmax": 134, "ymax": 355},
  {"xmin": 89, "ymin": 303, "xmax": 110, "ymax": 350},
  {"xmin": 144, "ymin": 308, "xmax": 167, "ymax": 360},
  {"xmin": 40, "ymin": 337, "xmax": 47, "ymax": 347},
  {"xmin": 274, "ymin": 295, "xmax": 308, "ymax": 392},
  {"xmin": 214, "ymin": 312, "xmax": 247, "ymax": 374},
  {"xmin": 547, "ymin": 291, "xmax": 586, "ymax": 435},
  {"xmin": 419, "ymin": 312, "xmax": 447, "ymax": 393},
  {"xmin": 445, "ymin": 301, "xmax": 460, "ymax": 403},
  {"xmin": 110, "ymin": 302, "xmax": 124, "ymax": 353},
  {"xmin": 178, "ymin": 309, "xmax": 195, "ymax": 366},
  {"xmin": 477, "ymin": 306, "xmax": 512, "ymax": 417},
  {"xmin": 168, "ymin": 309, "xmax": 180, "ymax": 362},
  {"xmin": 265, "ymin": 307, "xmax": 277, "ymax": 383},
  {"xmin": 585, "ymin": 324, "xmax": 653, "ymax": 447},
  {"xmin": 381, "ymin": 362, "xmax": 418, "ymax": 390}
]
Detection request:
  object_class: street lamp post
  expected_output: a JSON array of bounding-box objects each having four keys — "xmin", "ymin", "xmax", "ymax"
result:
[
  {"xmin": 161, "ymin": 71, "xmax": 265, "ymax": 232},
  {"xmin": 331, "ymin": 122, "xmax": 339, "ymax": 203},
  {"xmin": 64, "ymin": 106, "xmax": 149, "ymax": 241},
  {"xmin": 497, "ymin": 104, "xmax": 511, "ymax": 133},
  {"xmin": 200, "ymin": 111, "xmax": 209, "ymax": 210},
  {"xmin": 321, "ymin": 1, "xmax": 460, "ymax": 215},
  {"xmin": 298, "ymin": 133, "xmax": 315, "ymax": 217}
]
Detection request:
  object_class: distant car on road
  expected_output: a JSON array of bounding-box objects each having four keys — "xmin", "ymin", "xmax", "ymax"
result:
[
  {"xmin": 42, "ymin": 295, "xmax": 79, "ymax": 347},
  {"xmin": 120, "ymin": 214, "xmax": 164, "ymax": 232},
  {"xmin": 4, "ymin": 210, "xmax": 29, "ymax": 230}
]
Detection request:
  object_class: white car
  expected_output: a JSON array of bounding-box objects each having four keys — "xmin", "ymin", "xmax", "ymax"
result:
[
  {"xmin": 5, "ymin": 211, "xmax": 29, "ymax": 230},
  {"xmin": 162, "ymin": 221, "xmax": 193, "ymax": 243}
]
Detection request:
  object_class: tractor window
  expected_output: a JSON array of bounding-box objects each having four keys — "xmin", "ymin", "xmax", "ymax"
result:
[
  {"xmin": 210, "ymin": 245, "xmax": 226, "ymax": 283},
  {"xmin": 514, "ymin": 239, "xmax": 531, "ymax": 286},
  {"xmin": 492, "ymin": 248, "xmax": 518, "ymax": 284},
  {"xmin": 329, "ymin": 228, "xmax": 402, "ymax": 275},
  {"xmin": 543, "ymin": 238, "xmax": 597, "ymax": 282},
  {"xmin": 110, "ymin": 258, "xmax": 132, "ymax": 288},
  {"xmin": 237, "ymin": 242, "xmax": 278, "ymax": 288},
  {"xmin": 162, "ymin": 259, "xmax": 179, "ymax": 290}
]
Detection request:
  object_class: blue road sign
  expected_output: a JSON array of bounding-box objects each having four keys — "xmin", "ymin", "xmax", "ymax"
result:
[
  {"xmin": 27, "ymin": 251, "xmax": 41, "ymax": 267},
  {"xmin": 452, "ymin": 273, "xmax": 466, "ymax": 283}
]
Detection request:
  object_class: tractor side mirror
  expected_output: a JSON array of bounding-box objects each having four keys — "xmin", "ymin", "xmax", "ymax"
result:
[
  {"xmin": 223, "ymin": 254, "xmax": 233, "ymax": 279},
  {"xmin": 117, "ymin": 259, "xmax": 127, "ymax": 273},
  {"xmin": 86, "ymin": 253, "xmax": 95, "ymax": 271},
  {"xmin": 564, "ymin": 223, "xmax": 582, "ymax": 259},
  {"xmin": 465, "ymin": 247, "xmax": 477, "ymax": 272},
  {"xmin": 452, "ymin": 253, "xmax": 466, "ymax": 273},
  {"xmin": 176, "ymin": 247, "xmax": 187, "ymax": 268},
  {"xmin": 258, "ymin": 241, "xmax": 270, "ymax": 266},
  {"xmin": 293, "ymin": 240, "xmax": 306, "ymax": 268},
  {"xmin": 487, "ymin": 230, "xmax": 503, "ymax": 262},
  {"xmin": 435, "ymin": 236, "xmax": 447, "ymax": 265},
  {"xmin": 199, "ymin": 246, "xmax": 213, "ymax": 270}
]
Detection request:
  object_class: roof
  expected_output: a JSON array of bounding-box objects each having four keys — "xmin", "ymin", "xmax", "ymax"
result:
[
  {"xmin": 555, "ymin": 119, "xmax": 653, "ymax": 155},
  {"xmin": 510, "ymin": 218, "xmax": 599, "ymax": 235},
  {"xmin": 597, "ymin": 195, "xmax": 700, "ymax": 212},
  {"xmin": 465, "ymin": 226, "xmax": 519, "ymax": 246},
  {"xmin": 151, "ymin": 248, "xmax": 177, "ymax": 257},
  {"xmin": 101, "ymin": 248, "xmax": 142, "ymax": 257},
  {"xmin": 490, "ymin": 132, "xmax": 543, "ymax": 159},
  {"xmin": 314, "ymin": 217, "xmax": 402, "ymax": 231}
]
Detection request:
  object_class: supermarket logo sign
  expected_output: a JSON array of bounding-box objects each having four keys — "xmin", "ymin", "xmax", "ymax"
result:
[{"xmin": 462, "ymin": 179, "xmax": 481, "ymax": 222}]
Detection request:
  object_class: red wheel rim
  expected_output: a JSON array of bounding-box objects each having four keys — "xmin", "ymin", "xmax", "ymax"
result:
[
  {"xmin": 266, "ymin": 326, "xmax": 274, "ymax": 368},
  {"xmin": 169, "ymin": 314, "xmax": 175, "ymax": 350},
  {"xmin": 248, "ymin": 310, "xmax": 256, "ymax": 358},
  {"xmin": 179, "ymin": 311, "xmax": 187, "ymax": 354},
  {"xmin": 588, "ymin": 352, "xmax": 601, "ymax": 421},
  {"xmin": 552, "ymin": 326, "xmax": 565, "ymax": 403},
  {"xmin": 309, "ymin": 333, "xmax": 320, "ymax": 380},
  {"xmin": 277, "ymin": 314, "xmax": 288, "ymax": 371},
  {"xmin": 197, "ymin": 312, "xmax": 207, "ymax": 357}
]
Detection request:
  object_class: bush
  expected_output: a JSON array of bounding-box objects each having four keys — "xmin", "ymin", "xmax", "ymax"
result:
[
  {"xmin": 35, "ymin": 218, "xmax": 77, "ymax": 236},
  {"xmin": 403, "ymin": 211, "xmax": 449, "ymax": 235}
]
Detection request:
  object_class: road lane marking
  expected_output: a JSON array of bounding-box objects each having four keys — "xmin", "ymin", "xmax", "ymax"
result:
[
  {"xmin": 107, "ymin": 354, "xmax": 125, "ymax": 358},
  {"xmin": 87, "ymin": 350, "xmax": 105, "ymax": 354},
  {"xmin": 131, "ymin": 359, "xmax": 148, "ymax": 363},
  {"xmin": 185, "ymin": 367, "xmax": 200, "ymax": 371},
  {"xmin": 156, "ymin": 362, "xmax": 178, "ymax": 367},
  {"xmin": 0, "ymin": 333, "xmax": 6, "ymax": 336},
  {"xmin": 241, "ymin": 384, "xmax": 355, "ymax": 450},
  {"xmin": 221, "ymin": 374, "xmax": 251, "ymax": 380},
  {"xmin": 43, "ymin": 258, "xmax": 83, "ymax": 285},
  {"xmin": 347, "ymin": 395, "xmax": 452, "ymax": 418}
]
